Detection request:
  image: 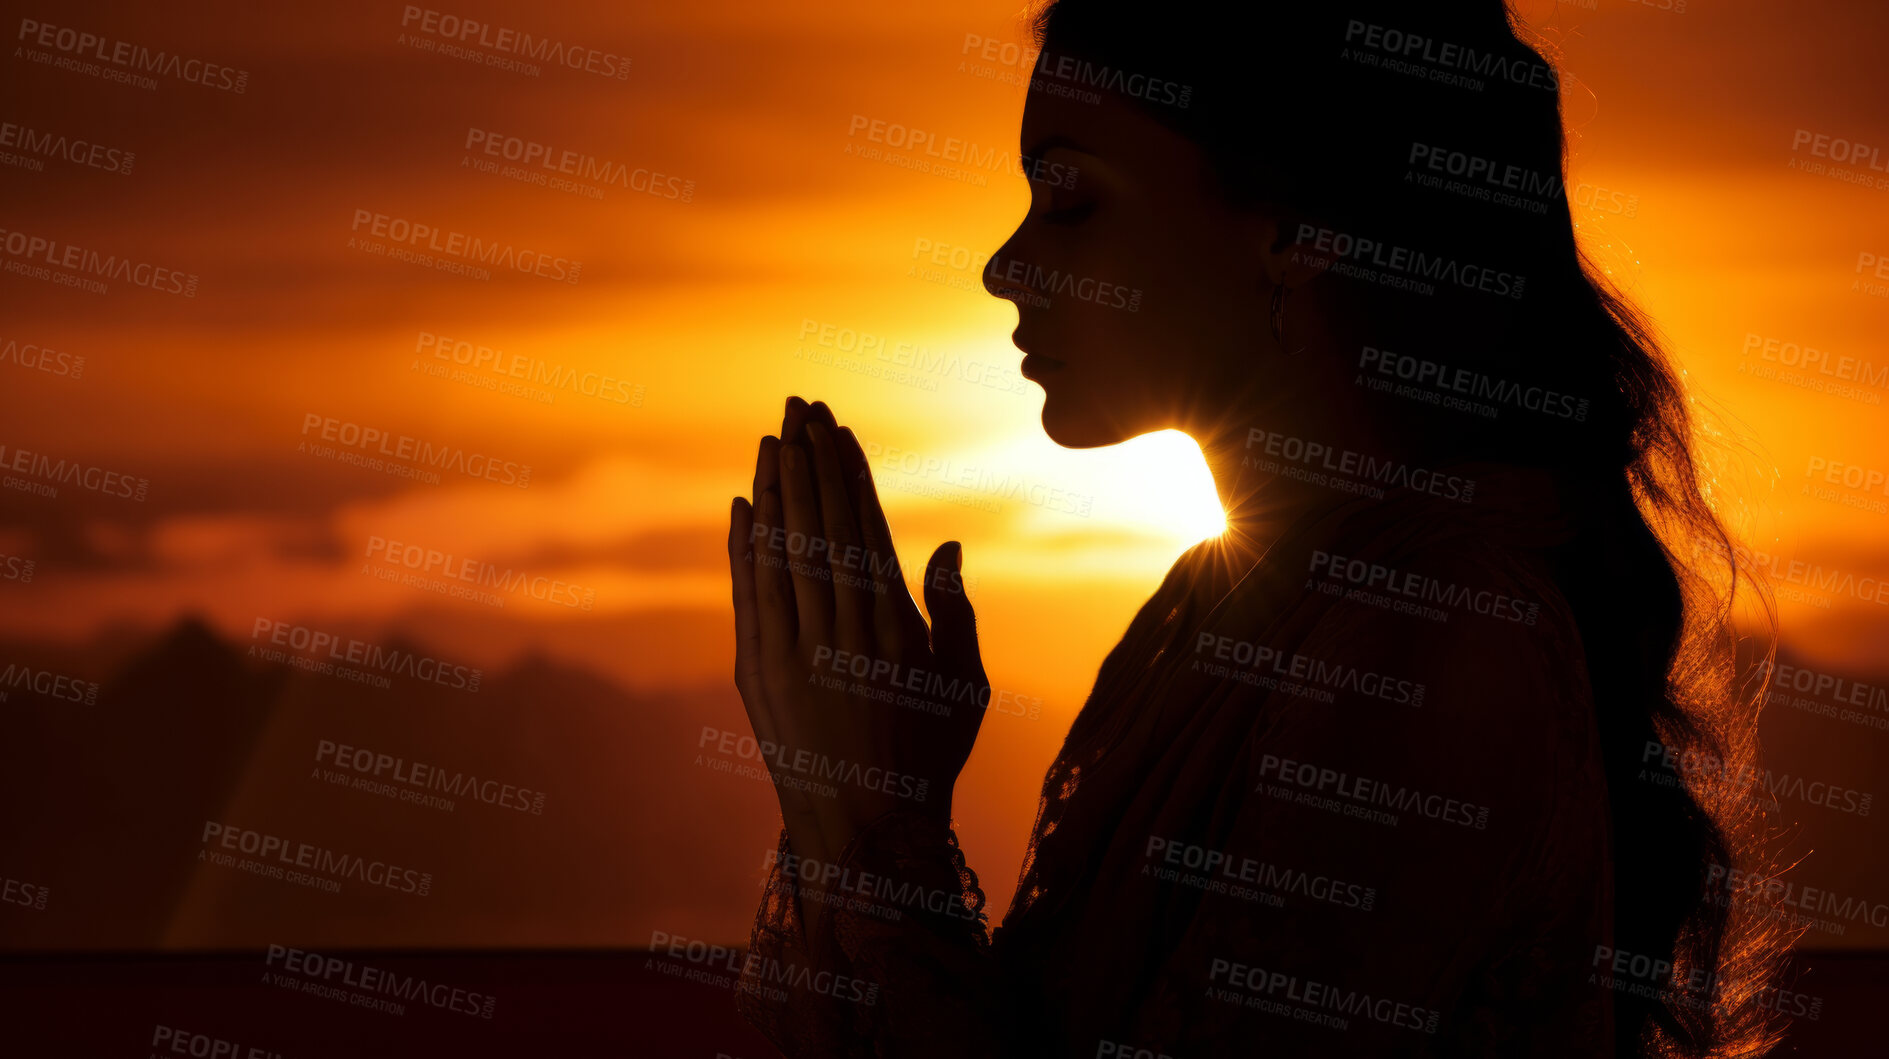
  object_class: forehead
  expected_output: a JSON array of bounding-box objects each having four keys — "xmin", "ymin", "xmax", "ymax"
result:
[
  {"xmin": 1017, "ymin": 70, "xmax": 1201, "ymax": 172},
  {"xmin": 1020, "ymin": 80, "xmax": 1208, "ymax": 208}
]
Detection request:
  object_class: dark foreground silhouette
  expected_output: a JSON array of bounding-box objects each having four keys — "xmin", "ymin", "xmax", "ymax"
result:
[{"xmin": 726, "ymin": 2, "xmax": 1794, "ymax": 1056}]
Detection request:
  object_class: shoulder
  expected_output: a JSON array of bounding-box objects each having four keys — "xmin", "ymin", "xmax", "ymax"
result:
[
  {"xmin": 1305, "ymin": 537, "xmax": 1582, "ymax": 700},
  {"xmin": 1254, "ymin": 537, "xmax": 1602, "ymax": 823}
]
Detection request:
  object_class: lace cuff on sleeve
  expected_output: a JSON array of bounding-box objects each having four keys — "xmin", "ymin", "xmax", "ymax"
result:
[{"xmin": 735, "ymin": 810, "xmax": 999, "ymax": 1057}]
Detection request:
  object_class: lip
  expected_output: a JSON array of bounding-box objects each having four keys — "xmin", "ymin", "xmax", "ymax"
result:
[
  {"xmin": 1015, "ymin": 329, "xmax": 1064, "ymax": 378},
  {"xmin": 1020, "ymin": 353, "xmax": 1065, "ymax": 378}
]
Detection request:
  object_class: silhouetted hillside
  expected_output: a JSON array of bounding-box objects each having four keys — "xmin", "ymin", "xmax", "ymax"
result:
[{"xmin": 0, "ymin": 616, "xmax": 781, "ymax": 951}]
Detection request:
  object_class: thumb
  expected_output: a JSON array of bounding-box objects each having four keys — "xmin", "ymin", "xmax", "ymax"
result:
[{"xmin": 923, "ymin": 541, "xmax": 985, "ymax": 677}]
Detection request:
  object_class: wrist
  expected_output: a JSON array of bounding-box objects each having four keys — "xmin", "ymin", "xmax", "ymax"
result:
[
  {"xmin": 784, "ymin": 781, "xmax": 958, "ymax": 867},
  {"xmin": 843, "ymin": 784, "xmax": 954, "ymax": 834},
  {"xmin": 781, "ymin": 804, "xmax": 841, "ymax": 869}
]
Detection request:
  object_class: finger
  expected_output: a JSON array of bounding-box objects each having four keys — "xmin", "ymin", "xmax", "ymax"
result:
[
  {"xmin": 806, "ymin": 421, "xmax": 870, "ymax": 649},
  {"xmin": 753, "ymin": 433, "xmax": 781, "ymax": 502},
  {"xmin": 752, "ymin": 481, "xmax": 796, "ymax": 660},
  {"xmin": 806, "ymin": 402, "xmax": 860, "ymax": 514},
  {"xmin": 727, "ymin": 496, "xmax": 778, "ymax": 742},
  {"xmin": 924, "ymin": 541, "xmax": 987, "ymax": 682},
  {"xmin": 751, "ymin": 435, "xmax": 793, "ymax": 648},
  {"xmin": 778, "ymin": 439, "xmax": 836, "ymax": 652},
  {"xmin": 806, "ymin": 400, "xmax": 839, "ymax": 436},
  {"xmin": 781, "ymin": 395, "xmax": 813, "ymax": 446},
  {"xmin": 836, "ymin": 425, "xmax": 925, "ymax": 649}
]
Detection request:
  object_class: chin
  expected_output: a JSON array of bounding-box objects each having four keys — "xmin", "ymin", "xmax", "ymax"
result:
[{"xmin": 1038, "ymin": 397, "xmax": 1130, "ymax": 449}]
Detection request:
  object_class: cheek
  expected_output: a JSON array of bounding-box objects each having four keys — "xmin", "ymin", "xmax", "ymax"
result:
[
  {"xmin": 1020, "ymin": 211, "xmax": 1253, "ymax": 389},
  {"xmin": 1057, "ymin": 300, "xmax": 1158, "ymax": 377},
  {"xmin": 1137, "ymin": 219, "xmax": 1269, "ymax": 365},
  {"xmin": 1140, "ymin": 215, "xmax": 1253, "ymax": 316}
]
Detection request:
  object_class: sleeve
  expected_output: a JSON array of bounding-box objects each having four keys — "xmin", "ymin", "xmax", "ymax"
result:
[
  {"xmin": 735, "ymin": 810, "xmax": 1009, "ymax": 1057},
  {"xmin": 1125, "ymin": 589, "xmax": 1612, "ymax": 1057}
]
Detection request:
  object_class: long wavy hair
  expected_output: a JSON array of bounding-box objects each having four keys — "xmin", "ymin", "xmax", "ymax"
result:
[{"xmin": 1016, "ymin": 1, "xmax": 1793, "ymax": 1055}]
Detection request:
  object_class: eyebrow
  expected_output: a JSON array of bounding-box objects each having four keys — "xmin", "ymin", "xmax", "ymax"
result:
[{"xmin": 1019, "ymin": 135, "xmax": 1091, "ymax": 172}]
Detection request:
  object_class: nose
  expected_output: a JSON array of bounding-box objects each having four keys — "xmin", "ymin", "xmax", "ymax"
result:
[{"xmin": 982, "ymin": 223, "xmax": 1030, "ymax": 304}]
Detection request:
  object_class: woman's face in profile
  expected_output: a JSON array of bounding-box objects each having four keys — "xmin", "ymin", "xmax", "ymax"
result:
[{"xmin": 988, "ymin": 69, "xmax": 1295, "ymax": 449}]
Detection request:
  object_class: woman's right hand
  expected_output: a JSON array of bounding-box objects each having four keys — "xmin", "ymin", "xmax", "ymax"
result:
[{"xmin": 726, "ymin": 398, "xmax": 991, "ymax": 864}]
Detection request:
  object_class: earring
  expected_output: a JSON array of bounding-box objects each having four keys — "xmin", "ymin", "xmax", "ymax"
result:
[{"xmin": 1270, "ymin": 280, "xmax": 1301, "ymax": 355}]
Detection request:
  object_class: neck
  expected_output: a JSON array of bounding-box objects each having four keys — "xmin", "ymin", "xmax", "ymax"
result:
[
  {"xmin": 1187, "ymin": 302, "xmax": 1407, "ymax": 565},
  {"xmin": 1197, "ymin": 424, "xmax": 1339, "ymax": 567}
]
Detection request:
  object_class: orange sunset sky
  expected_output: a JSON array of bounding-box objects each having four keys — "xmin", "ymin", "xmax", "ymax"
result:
[{"xmin": 2, "ymin": 0, "xmax": 1887, "ymax": 950}]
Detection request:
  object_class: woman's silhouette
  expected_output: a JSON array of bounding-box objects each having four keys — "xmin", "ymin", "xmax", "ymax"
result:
[{"xmin": 726, "ymin": 1, "xmax": 1790, "ymax": 1055}]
